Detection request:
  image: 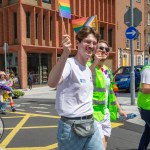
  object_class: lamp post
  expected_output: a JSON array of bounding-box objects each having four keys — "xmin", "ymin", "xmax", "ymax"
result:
[{"xmin": 3, "ymin": 43, "xmax": 8, "ymax": 72}]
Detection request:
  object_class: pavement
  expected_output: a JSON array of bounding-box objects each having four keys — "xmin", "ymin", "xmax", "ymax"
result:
[{"xmin": 21, "ymin": 86, "xmax": 145, "ymax": 126}]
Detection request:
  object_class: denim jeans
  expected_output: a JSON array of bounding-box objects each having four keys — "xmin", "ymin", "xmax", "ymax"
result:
[
  {"xmin": 138, "ymin": 108, "xmax": 150, "ymax": 150},
  {"xmin": 57, "ymin": 119, "xmax": 104, "ymax": 150}
]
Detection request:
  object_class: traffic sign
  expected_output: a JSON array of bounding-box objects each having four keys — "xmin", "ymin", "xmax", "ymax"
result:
[
  {"xmin": 125, "ymin": 27, "xmax": 137, "ymax": 40},
  {"xmin": 124, "ymin": 7, "xmax": 142, "ymax": 27}
]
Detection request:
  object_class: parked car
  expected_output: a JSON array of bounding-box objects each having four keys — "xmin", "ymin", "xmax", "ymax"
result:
[{"xmin": 113, "ymin": 65, "xmax": 144, "ymax": 92}]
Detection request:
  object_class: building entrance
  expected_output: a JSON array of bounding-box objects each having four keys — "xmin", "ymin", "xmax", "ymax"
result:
[{"xmin": 27, "ymin": 53, "xmax": 50, "ymax": 85}]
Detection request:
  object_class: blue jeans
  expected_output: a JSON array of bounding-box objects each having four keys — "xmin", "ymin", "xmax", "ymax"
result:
[
  {"xmin": 138, "ymin": 108, "xmax": 150, "ymax": 150},
  {"xmin": 57, "ymin": 119, "xmax": 104, "ymax": 150},
  {"xmin": 0, "ymin": 102, "xmax": 6, "ymax": 112}
]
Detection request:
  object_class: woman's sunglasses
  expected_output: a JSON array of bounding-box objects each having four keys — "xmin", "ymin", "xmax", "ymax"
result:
[{"xmin": 99, "ymin": 46, "xmax": 110, "ymax": 52}]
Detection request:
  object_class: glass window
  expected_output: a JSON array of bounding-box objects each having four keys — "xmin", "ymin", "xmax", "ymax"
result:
[
  {"xmin": 36, "ymin": 14, "xmax": 38, "ymax": 39},
  {"xmin": 148, "ymin": 12, "xmax": 150, "ymax": 25},
  {"xmin": 147, "ymin": 33, "xmax": 150, "ymax": 43},
  {"xmin": 126, "ymin": 39, "xmax": 130, "ymax": 48},
  {"xmin": 137, "ymin": 56, "xmax": 142, "ymax": 65},
  {"xmin": 108, "ymin": 29, "xmax": 112, "ymax": 47},
  {"xmin": 136, "ymin": 0, "xmax": 141, "ymax": 2},
  {"xmin": 42, "ymin": 0, "xmax": 51, "ymax": 4},
  {"xmin": 137, "ymin": 34, "xmax": 140, "ymax": 50},
  {"xmin": 148, "ymin": 0, "xmax": 150, "ymax": 5},
  {"xmin": 50, "ymin": 16, "xmax": 52, "ymax": 40},
  {"xmin": 0, "ymin": 0, "xmax": 2, "ymax": 4},
  {"xmin": 100, "ymin": 27, "xmax": 104, "ymax": 40},
  {"xmin": 43, "ymin": 16, "xmax": 45, "ymax": 40},
  {"xmin": 14, "ymin": 12, "xmax": 17, "ymax": 39},
  {"xmin": 26, "ymin": 12, "xmax": 30, "ymax": 38}
]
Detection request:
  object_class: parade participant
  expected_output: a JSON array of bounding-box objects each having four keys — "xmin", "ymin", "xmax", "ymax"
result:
[
  {"xmin": 137, "ymin": 65, "xmax": 150, "ymax": 150},
  {"xmin": 5, "ymin": 73, "xmax": 16, "ymax": 112},
  {"xmin": 48, "ymin": 27, "xmax": 104, "ymax": 150},
  {"xmin": 88, "ymin": 40, "xmax": 127, "ymax": 149}
]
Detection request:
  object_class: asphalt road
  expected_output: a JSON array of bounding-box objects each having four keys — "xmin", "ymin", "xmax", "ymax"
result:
[{"xmin": 0, "ymin": 97, "xmax": 149, "ymax": 150}]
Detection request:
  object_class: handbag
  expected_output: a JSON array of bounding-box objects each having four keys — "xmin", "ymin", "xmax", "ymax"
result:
[{"xmin": 72, "ymin": 119, "xmax": 95, "ymax": 137}]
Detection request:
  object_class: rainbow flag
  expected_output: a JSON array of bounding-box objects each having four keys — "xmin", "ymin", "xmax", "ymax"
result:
[
  {"xmin": 58, "ymin": 0, "xmax": 71, "ymax": 19},
  {"xmin": 72, "ymin": 16, "xmax": 98, "ymax": 33},
  {"xmin": 72, "ymin": 17, "xmax": 88, "ymax": 33}
]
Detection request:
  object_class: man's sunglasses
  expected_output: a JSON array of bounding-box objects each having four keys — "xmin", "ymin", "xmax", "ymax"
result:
[{"xmin": 99, "ymin": 46, "xmax": 110, "ymax": 52}]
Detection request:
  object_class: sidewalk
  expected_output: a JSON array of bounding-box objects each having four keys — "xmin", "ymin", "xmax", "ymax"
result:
[{"xmin": 22, "ymin": 86, "xmax": 144, "ymax": 126}]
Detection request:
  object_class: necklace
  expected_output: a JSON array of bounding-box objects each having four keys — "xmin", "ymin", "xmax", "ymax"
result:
[{"xmin": 99, "ymin": 66, "xmax": 110, "ymax": 79}]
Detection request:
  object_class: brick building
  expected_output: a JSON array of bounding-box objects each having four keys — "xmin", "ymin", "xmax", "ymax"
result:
[
  {"xmin": 144, "ymin": 0, "xmax": 150, "ymax": 64},
  {"xmin": 0, "ymin": 0, "xmax": 116, "ymax": 89},
  {"xmin": 116, "ymin": 0, "xmax": 144, "ymax": 68}
]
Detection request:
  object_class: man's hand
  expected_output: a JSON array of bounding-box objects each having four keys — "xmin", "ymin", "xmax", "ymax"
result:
[
  {"xmin": 93, "ymin": 49, "xmax": 108, "ymax": 65},
  {"xmin": 62, "ymin": 35, "xmax": 72, "ymax": 54}
]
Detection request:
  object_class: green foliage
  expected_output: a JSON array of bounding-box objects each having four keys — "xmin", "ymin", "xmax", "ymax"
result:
[{"xmin": 13, "ymin": 90, "xmax": 25, "ymax": 99}]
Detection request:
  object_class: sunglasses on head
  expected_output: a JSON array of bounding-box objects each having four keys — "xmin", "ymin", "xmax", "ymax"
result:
[{"xmin": 99, "ymin": 46, "xmax": 110, "ymax": 52}]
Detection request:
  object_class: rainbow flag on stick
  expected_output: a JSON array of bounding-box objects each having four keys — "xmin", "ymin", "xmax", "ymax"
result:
[
  {"xmin": 72, "ymin": 16, "xmax": 98, "ymax": 33},
  {"xmin": 58, "ymin": 0, "xmax": 71, "ymax": 19}
]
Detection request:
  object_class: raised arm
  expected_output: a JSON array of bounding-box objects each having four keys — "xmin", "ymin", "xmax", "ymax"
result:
[{"xmin": 48, "ymin": 35, "xmax": 72, "ymax": 88}]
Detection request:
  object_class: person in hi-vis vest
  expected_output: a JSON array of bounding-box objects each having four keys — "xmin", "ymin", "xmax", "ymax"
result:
[
  {"xmin": 87, "ymin": 40, "xmax": 127, "ymax": 150},
  {"xmin": 137, "ymin": 65, "xmax": 150, "ymax": 150}
]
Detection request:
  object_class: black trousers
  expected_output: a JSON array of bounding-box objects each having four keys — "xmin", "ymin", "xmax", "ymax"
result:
[{"xmin": 138, "ymin": 108, "xmax": 150, "ymax": 150}]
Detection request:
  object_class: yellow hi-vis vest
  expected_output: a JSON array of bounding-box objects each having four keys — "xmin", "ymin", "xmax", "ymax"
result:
[
  {"xmin": 87, "ymin": 62, "xmax": 117, "ymax": 122},
  {"xmin": 137, "ymin": 65, "xmax": 150, "ymax": 110}
]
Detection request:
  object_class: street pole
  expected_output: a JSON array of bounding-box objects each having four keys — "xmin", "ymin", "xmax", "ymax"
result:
[
  {"xmin": 3, "ymin": 43, "xmax": 8, "ymax": 72},
  {"xmin": 130, "ymin": 0, "xmax": 135, "ymax": 105}
]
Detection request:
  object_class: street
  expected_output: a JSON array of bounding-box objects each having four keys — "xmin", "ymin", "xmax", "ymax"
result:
[{"xmin": 0, "ymin": 88, "xmax": 149, "ymax": 150}]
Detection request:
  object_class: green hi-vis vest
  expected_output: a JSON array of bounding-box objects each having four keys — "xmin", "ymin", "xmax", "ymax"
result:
[
  {"xmin": 87, "ymin": 61, "xmax": 117, "ymax": 122},
  {"xmin": 137, "ymin": 65, "xmax": 150, "ymax": 110}
]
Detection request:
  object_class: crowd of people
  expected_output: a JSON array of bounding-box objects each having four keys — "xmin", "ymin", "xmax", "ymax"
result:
[{"xmin": 0, "ymin": 71, "xmax": 16, "ymax": 114}]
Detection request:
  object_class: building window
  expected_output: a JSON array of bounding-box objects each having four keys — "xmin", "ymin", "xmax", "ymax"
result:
[
  {"xmin": 43, "ymin": 16, "xmax": 45, "ymax": 40},
  {"xmin": 137, "ymin": 56, "xmax": 142, "ymax": 65},
  {"xmin": 100, "ymin": 27, "xmax": 104, "ymax": 40},
  {"xmin": 14, "ymin": 12, "xmax": 17, "ymax": 39},
  {"xmin": 148, "ymin": 12, "xmax": 150, "ymax": 25},
  {"xmin": 136, "ymin": 0, "xmax": 141, "ymax": 2},
  {"xmin": 50, "ymin": 17, "xmax": 52, "ymax": 40},
  {"xmin": 148, "ymin": 0, "xmax": 150, "ymax": 5},
  {"xmin": 36, "ymin": 14, "xmax": 38, "ymax": 39},
  {"xmin": 126, "ymin": 39, "xmax": 130, "ymax": 48},
  {"xmin": 26, "ymin": 12, "xmax": 30, "ymax": 38},
  {"xmin": 108, "ymin": 29, "xmax": 112, "ymax": 47},
  {"xmin": 137, "ymin": 34, "xmax": 140, "ymax": 50},
  {"xmin": 0, "ymin": 0, "xmax": 2, "ymax": 4},
  {"xmin": 147, "ymin": 33, "xmax": 150, "ymax": 43},
  {"xmin": 42, "ymin": 0, "xmax": 51, "ymax": 4}
]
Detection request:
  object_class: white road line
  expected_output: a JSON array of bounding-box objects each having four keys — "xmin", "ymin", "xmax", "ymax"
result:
[
  {"xmin": 39, "ymin": 104, "xmax": 51, "ymax": 106},
  {"xmin": 15, "ymin": 109, "xmax": 25, "ymax": 111},
  {"xmin": 20, "ymin": 103, "xmax": 31, "ymax": 105},
  {"xmin": 15, "ymin": 104, "xmax": 25, "ymax": 107},
  {"xmin": 30, "ymin": 107, "xmax": 48, "ymax": 109},
  {"xmin": 35, "ymin": 111, "xmax": 50, "ymax": 114}
]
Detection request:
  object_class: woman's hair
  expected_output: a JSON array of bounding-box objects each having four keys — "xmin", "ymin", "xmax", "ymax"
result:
[
  {"xmin": 99, "ymin": 40, "xmax": 109, "ymax": 46},
  {"xmin": 76, "ymin": 27, "xmax": 100, "ymax": 43}
]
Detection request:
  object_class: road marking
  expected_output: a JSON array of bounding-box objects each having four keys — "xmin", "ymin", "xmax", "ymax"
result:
[
  {"xmin": 5, "ymin": 143, "xmax": 58, "ymax": 150},
  {"xmin": 111, "ymin": 122, "xmax": 124, "ymax": 128},
  {"xmin": 15, "ymin": 109, "xmax": 25, "ymax": 111},
  {"xmin": 0, "ymin": 114, "xmax": 30, "ymax": 148},
  {"xmin": 2, "ymin": 116, "xmax": 24, "ymax": 119},
  {"xmin": 20, "ymin": 103, "xmax": 31, "ymax": 105},
  {"xmin": 36, "ymin": 111, "xmax": 50, "ymax": 114},
  {"xmin": 39, "ymin": 104, "xmax": 51, "ymax": 106},
  {"xmin": 30, "ymin": 107, "xmax": 48, "ymax": 109},
  {"xmin": 4, "ymin": 125, "xmax": 57, "ymax": 130},
  {"xmin": 9, "ymin": 111, "xmax": 60, "ymax": 119}
]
